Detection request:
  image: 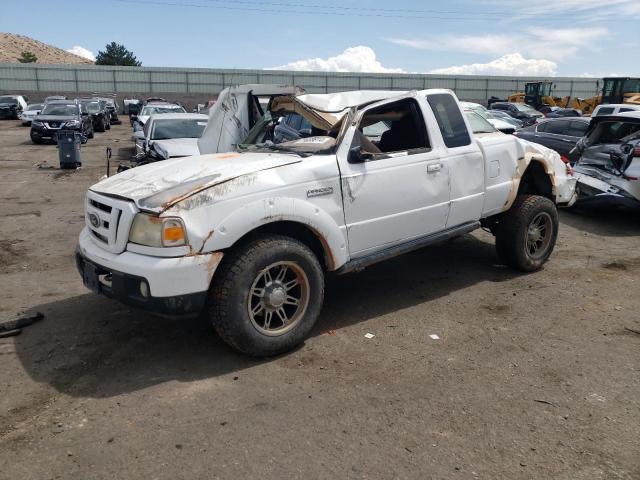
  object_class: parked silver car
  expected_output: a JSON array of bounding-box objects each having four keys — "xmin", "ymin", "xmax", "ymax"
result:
[{"xmin": 573, "ymin": 112, "xmax": 640, "ymax": 208}]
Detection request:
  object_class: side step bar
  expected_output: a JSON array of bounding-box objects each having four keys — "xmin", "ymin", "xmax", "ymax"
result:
[{"xmin": 336, "ymin": 221, "xmax": 481, "ymax": 275}]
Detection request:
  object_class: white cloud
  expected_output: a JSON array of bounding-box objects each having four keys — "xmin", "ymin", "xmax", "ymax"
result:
[
  {"xmin": 66, "ymin": 46, "xmax": 95, "ymax": 61},
  {"xmin": 271, "ymin": 46, "xmax": 405, "ymax": 73},
  {"xmin": 430, "ymin": 53, "xmax": 557, "ymax": 77},
  {"xmin": 388, "ymin": 27, "xmax": 608, "ymax": 61}
]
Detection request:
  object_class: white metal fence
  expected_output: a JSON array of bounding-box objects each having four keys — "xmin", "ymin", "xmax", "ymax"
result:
[{"xmin": 0, "ymin": 63, "xmax": 601, "ymax": 102}]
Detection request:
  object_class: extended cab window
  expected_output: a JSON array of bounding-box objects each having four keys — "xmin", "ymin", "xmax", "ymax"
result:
[
  {"xmin": 568, "ymin": 121, "xmax": 588, "ymax": 137},
  {"xmin": 595, "ymin": 107, "xmax": 614, "ymax": 116},
  {"xmin": 353, "ymin": 98, "xmax": 429, "ymax": 158},
  {"xmin": 427, "ymin": 94, "xmax": 471, "ymax": 148},
  {"xmin": 545, "ymin": 120, "xmax": 569, "ymax": 135}
]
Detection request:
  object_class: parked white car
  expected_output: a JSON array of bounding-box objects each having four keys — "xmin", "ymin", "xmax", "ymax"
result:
[
  {"xmin": 592, "ymin": 103, "xmax": 640, "ymax": 117},
  {"xmin": 19, "ymin": 103, "xmax": 44, "ymax": 126},
  {"xmin": 132, "ymin": 102, "xmax": 187, "ymax": 130},
  {"xmin": 77, "ymin": 88, "xmax": 576, "ymax": 356},
  {"xmin": 133, "ymin": 113, "xmax": 208, "ymax": 159}
]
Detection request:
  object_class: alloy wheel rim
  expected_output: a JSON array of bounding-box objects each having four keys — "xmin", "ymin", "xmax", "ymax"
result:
[
  {"xmin": 247, "ymin": 261, "xmax": 309, "ymax": 336},
  {"xmin": 526, "ymin": 212, "xmax": 553, "ymax": 259}
]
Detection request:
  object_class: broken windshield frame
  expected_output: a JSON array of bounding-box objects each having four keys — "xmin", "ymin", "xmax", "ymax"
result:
[{"xmin": 237, "ymin": 110, "xmax": 338, "ymax": 156}]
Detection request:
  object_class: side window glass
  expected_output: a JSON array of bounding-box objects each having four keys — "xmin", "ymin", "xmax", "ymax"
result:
[
  {"xmin": 596, "ymin": 107, "xmax": 614, "ymax": 116},
  {"xmin": 427, "ymin": 94, "xmax": 471, "ymax": 148},
  {"xmin": 537, "ymin": 122, "xmax": 548, "ymax": 133},
  {"xmin": 568, "ymin": 121, "xmax": 588, "ymax": 137},
  {"xmin": 354, "ymin": 98, "xmax": 429, "ymax": 158},
  {"xmin": 545, "ymin": 120, "xmax": 569, "ymax": 135}
]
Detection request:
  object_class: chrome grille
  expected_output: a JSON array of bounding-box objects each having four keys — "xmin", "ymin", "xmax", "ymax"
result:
[{"xmin": 85, "ymin": 191, "xmax": 137, "ymax": 253}]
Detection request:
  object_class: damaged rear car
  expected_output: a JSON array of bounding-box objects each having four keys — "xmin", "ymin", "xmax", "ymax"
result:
[{"xmin": 572, "ymin": 112, "xmax": 640, "ymax": 208}]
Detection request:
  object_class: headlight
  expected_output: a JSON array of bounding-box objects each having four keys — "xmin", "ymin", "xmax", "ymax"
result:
[
  {"xmin": 65, "ymin": 120, "xmax": 80, "ymax": 127},
  {"xmin": 128, "ymin": 213, "xmax": 187, "ymax": 247},
  {"xmin": 32, "ymin": 120, "xmax": 43, "ymax": 127}
]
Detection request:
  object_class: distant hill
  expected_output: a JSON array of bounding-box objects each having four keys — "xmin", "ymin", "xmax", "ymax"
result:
[{"xmin": 0, "ymin": 33, "xmax": 93, "ymax": 64}]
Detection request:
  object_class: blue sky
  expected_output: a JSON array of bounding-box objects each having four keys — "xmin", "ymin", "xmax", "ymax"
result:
[{"xmin": 2, "ymin": 0, "xmax": 639, "ymax": 77}]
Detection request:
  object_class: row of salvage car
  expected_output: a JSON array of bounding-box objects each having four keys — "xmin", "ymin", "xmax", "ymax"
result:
[{"xmin": 461, "ymin": 100, "xmax": 640, "ymax": 209}]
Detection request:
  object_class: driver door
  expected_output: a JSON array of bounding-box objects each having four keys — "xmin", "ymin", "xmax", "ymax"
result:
[{"xmin": 338, "ymin": 96, "xmax": 450, "ymax": 256}]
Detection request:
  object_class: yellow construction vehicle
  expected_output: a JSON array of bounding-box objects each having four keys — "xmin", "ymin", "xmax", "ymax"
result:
[
  {"xmin": 572, "ymin": 77, "xmax": 640, "ymax": 115},
  {"xmin": 506, "ymin": 81, "xmax": 569, "ymax": 110}
]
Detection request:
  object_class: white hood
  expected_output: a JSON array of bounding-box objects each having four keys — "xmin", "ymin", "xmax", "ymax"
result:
[
  {"xmin": 152, "ymin": 138, "xmax": 200, "ymax": 158},
  {"xmin": 91, "ymin": 151, "xmax": 301, "ymax": 212}
]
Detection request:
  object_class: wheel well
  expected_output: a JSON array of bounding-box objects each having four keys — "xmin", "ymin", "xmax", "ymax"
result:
[
  {"xmin": 232, "ymin": 221, "xmax": 331, "ymax": 270},
  {"xmin": 518, "ymin": 161, "xmax": 553, "ymax": 199}
]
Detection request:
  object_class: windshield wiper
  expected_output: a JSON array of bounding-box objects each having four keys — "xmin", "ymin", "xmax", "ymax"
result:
[{"xmin": 237, "ymin": 143, "xmax": 311, "ymax": 157}]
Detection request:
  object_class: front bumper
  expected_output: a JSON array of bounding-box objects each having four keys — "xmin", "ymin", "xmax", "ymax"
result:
[
  {"xmin": 31, "ymin": 123, "xmax": 82, "ymax": 142},
  {"xmin": 76, "ymin": 228, "xmax": 223, "ymax": 317}
]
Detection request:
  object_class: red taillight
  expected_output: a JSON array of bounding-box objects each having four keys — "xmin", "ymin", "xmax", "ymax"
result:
[
  {"xmin": 560, "ymin": 155, "xmax": 569, "ymax": 163},
  {"xmin": 634, "ymin": 147, "xmax": 640, "ymax": 158},
  {"xmin": 566, "ymin": 163, "xmax": 573, "ymax": 176}
]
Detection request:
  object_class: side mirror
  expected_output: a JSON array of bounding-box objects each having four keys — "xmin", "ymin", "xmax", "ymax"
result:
[{"xmin": 348, "ymin": 146, "xmax": 372, "ymax": 163}]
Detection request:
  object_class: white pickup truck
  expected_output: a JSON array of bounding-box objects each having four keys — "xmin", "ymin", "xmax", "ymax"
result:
[{"xmin": 76, "ymin": 89, "xmax": 576, "ymax": 356}]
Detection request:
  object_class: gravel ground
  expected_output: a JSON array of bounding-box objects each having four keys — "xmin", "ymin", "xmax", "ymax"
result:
[{"xmin": 0, "ymin": 118, "xmax": 639, "ymax": 479}]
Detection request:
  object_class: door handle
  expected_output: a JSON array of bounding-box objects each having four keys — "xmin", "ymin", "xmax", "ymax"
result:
[{"xmin": 427, "ymin": 163, "xmax": 442, "ymax": 173}]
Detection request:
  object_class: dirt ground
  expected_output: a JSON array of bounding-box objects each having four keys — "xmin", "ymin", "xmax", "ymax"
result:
[{"xmin": 0, "ymin": 118, "xmax": 639, "ymax": 480}]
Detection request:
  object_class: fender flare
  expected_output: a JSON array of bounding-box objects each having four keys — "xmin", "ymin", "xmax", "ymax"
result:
[{"xmin": 204, "ymin": 196, "xmax": 349, "ymax": 270}]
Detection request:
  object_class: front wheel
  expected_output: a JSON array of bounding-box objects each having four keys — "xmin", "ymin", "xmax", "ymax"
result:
[
  {"xmin": 208, "ymin": 235, "xmax": 325, "ymax": 357},
  {"xmin": 495, "ymin": 194, "xmax": 558, "ymax": 272}
]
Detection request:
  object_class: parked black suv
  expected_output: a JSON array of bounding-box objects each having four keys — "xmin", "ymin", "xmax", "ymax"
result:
[
  {"xmin": 94, "ymin": 96, "xmax": 121, "ymax": 124},
  {"xmin": 80, "ymin": 98, "xmax": 110, "ymax": 132},
  {"xmin": 30, "ymin": 100, "xmax": 94, "ymax": 144},
  {"xmin": 489, "ymin": 102, "xmax": 544, "ymax": 126}
]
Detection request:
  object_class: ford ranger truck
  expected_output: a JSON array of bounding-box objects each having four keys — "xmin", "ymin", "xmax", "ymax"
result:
[{"xmin": 76, "ymin": 89, "xmax": 576, "ymax": 356}]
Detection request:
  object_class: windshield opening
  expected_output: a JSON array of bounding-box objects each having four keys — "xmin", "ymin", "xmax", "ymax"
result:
[
  {"xmin": 141, "ymin": 105, "xmax": 186, "ymax": 116},
  {"xmin": 239, "ymin": 104, "xmax": 339, "ymax": 155},
  {"xmin": 0, "ymin": 96, "xmax": 18, "ymax": 104},
  {"xmin": 41, "ymin": 104, "xmax": 79, "ymax": 116},
  {"xmin": 465, "ymin": 111, "xmax": 497, "ymax": 134},
  {"xmin": 151, "ymin": 119, "xmax": 207, "ymax": 140},
  {"xmin": 81, "ymin": 101, "xmax": 101, "ymax": 113}
]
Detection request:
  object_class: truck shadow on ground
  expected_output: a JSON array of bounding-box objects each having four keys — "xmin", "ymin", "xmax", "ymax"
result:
[
  {"xmin": 13, "ymin": 234, "xmax": 516, "ymax": 399},
  {"xmin": 560, "ymin": 206, "xmax": 640, "ymax": 237}
]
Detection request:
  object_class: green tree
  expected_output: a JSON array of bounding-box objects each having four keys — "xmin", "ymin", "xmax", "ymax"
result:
[
  {"xmin": 95, "ymin": 42, "xmax": 141, "ymax": 66},
  {"xmin": 17, "ymin": 51, "xmax": 37, "ymax": 63}
]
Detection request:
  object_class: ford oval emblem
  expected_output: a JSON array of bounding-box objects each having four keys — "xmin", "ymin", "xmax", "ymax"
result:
[{"xmin": 88, "ymin": 213, "xmax": 100, "ymax": 228}]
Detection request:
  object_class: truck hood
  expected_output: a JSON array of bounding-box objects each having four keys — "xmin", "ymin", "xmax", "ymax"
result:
[
  {"xmin": 90, "ymin": 151, "xmax": 302, "ymax": 212},
  {"xmin": 151, "ymin": 138, "xmax": 200, "ymax": 158}
]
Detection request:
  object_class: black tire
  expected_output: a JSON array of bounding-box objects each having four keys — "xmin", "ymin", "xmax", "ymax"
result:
[
  {"xmin": 88, "ymin": 127, "xmax": 94, "ymax": 139},
  {"xmin": 30, "ymin": 134, "xmax": 43, "ymax": 145},
  {"xmin": 105, "ymin": 120, "xmax": 111, "ymax": 130},
  {"xmin": 96, "ymin": 119, "xmax": 106, "ymax": 132},
  {"xmin": 495, "ymin": 194, "xmax": 558, "ymax": 272},
  {"xmin": 209, "ymin": 234, "xmax": 325, "ymax": 357}
]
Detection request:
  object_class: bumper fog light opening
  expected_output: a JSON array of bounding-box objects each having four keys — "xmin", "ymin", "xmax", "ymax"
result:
[{"xmin": 139, "ymin": 281, "xmax": 149, "ymax": 298}]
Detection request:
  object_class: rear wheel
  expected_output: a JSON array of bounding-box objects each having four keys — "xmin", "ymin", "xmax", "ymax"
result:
[
  {"xmin": 208, "ymin": 235, "xmax": 324, "ymax": 357},
  {"xmin": 495, "ymin": 194, "xmax": 558, "ymax": 272}
]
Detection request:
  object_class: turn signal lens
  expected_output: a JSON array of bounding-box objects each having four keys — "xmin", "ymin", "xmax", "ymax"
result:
[{"xmin": 162, "ymin": 219, "xmax": 186, "ymax": 247}]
